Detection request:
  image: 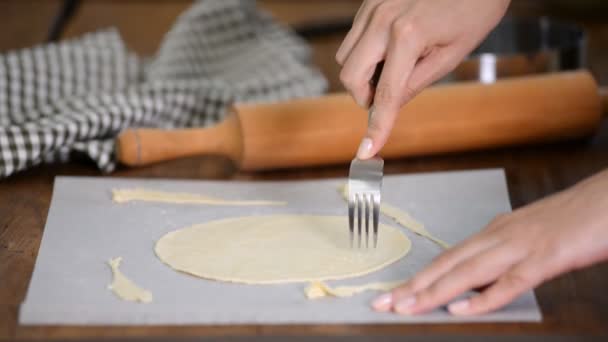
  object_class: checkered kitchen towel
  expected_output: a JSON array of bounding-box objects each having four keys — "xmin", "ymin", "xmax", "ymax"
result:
[{"xmin": 0, "ymin": 0, "xmax": 327, "ymax": 178}]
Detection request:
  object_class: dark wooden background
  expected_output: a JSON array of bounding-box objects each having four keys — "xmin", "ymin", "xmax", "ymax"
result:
[{"xmin": 1, "ymin": 0, "xmax": 608, "ymax": 340}]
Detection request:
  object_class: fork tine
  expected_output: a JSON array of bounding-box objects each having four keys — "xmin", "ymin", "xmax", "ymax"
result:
[
  {"xmin": 348, "ymin": 194, "xmax": 354, "ymax": 248},
  {"xmin": 364, "ymin": 194, "xmax": 370, "ymax": 249},
  {"xmin": 372, "ymin": 194, "xmax": 380, "ymax": 248},
  {"xmin": 348, "ymin": 156, "xmax": 383, "ymax": 250},
  {"xmin": 356, "ymin": 194, "xmax": 362, "ymax": 248}
]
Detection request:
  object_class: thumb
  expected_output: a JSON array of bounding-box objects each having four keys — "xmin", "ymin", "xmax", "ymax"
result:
[
  {"xmin": 356, "ymin": 102, "xmax": 401, "ymax": 159},
  {"xmin": 356, "ymin": 30, "xmax": 422, "ymax": 160},
  {"xmin": 356, "ymin": 44, "xmax": 470, "ymax": 160}
]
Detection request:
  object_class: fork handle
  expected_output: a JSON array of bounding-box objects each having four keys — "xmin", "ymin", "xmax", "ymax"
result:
[{"xmin": 368, "ymin": 61, "xmax": 384, "ymax": 113}]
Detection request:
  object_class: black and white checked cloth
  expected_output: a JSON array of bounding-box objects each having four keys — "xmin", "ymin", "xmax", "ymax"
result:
[{"xmin": 0, "ymin": 0, "xmax": 327, "ymax": 178}]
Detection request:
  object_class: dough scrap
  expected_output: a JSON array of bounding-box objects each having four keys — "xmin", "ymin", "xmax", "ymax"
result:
[
  {"xmin": 155, "ymin": 215, "xmax": 411, "ymax": 284},
  {"xmin": 339, "ymin": 184, "xmax": 449, "ymax": 249},
  {"xmin": 380, "ymin": 203, "xmax": 450, "ymax": 249},
  {"xmin": 112, "ymin": 188, "xmax": 286, "ymax": 206},
  {"xmin": 305, "ymin": 280, "xmax": 404, "ymax": 299},
  {"xmin": 107, "ymin": 257, "xmax": 153, "ymax": 303}
]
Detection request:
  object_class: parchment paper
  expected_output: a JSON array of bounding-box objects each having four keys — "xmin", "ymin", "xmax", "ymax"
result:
[{"xmin": 19, "ymin": 169, "xmax": 541, "ymax": 325}]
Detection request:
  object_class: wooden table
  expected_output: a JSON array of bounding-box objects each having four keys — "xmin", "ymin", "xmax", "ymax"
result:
[{"xmin": 1, "ymin": 1, "xmax": 608, "ymax": 340}]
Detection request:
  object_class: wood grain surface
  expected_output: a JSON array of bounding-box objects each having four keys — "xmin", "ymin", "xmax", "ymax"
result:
[{"xmin": 1, "ymin": 0, "xmax": 607, "ymax": 340}]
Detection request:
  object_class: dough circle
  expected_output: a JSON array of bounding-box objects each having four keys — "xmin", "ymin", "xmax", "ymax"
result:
[{"xmin": 155, "ymin": 215, "xmax": 411, "ymax": 284}]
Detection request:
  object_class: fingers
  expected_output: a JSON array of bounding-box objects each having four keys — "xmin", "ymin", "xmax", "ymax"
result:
[
  {"xmin": 339, "ymin": 1, "xmax": 400, "ymax": 109},
  {"xmin": 406, "ymin": 42, "xmax": 471, "ymax": 95},
  {"xmin": 336, "ymin": 0, "xmax": 381, "ymax": 65},
  {"xmin": 372, "ymin": 215, "xmax": 514, "ymax": 314},
  {"xmin": 391, "ymin": 239, "xmax": 494, "ymax": 297},
  {"xmin": 385, "ymin": 219, "xmax": 506, "ymax": 302},
  {"xmin": 338, "ymin": 0, "xmax": 510, "ymax": 159},
  {"xmin": 361, "ymin": 40, "xmax": 477, "ymax": 158},
  {"xmin": 393, "ymin": 244, "xmax": 523, "ymax": 315},
  {"xmin": 372, "ymin": 235, "xmax": 499, "ymax": 313},
  {"xmin": 448, "ymin": 261, "xmax": 542, "ymax": 316},
  {"xmin": 357, "ymin": 19, "xmax": 423, "ymax": 158}
]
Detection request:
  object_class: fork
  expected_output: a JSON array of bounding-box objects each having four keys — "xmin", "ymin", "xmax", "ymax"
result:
[
  {"xmin": 348, "ymin": 156, "xmax": 384, "ymax": 248},
  {"xmin": 347, "ymin": 62, "xmax": 385, "ymax": 249}
]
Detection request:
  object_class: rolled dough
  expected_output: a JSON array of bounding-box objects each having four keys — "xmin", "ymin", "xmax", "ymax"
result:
[
  {"xmin": 112, "ymin": 188, "xmax": 286, "ymax": 206},
  {"xmin": 155, "ymin": 215, "xmax": 411, "ymax": 284},
  {"xmin": 107, "ymin": 257, "xmax": 153, "ymax": 303}
]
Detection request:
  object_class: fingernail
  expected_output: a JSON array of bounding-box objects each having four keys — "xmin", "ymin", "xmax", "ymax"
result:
[
  {"xmin": 356, "ymin": 138, "xmax": 373, "ymax": 159},
  {"xmin": 372, "ymin": 293, "xmax": 393, "ymax": 311},
  {"xmin": 355, "ymin": 96, "xmax": 368, "ymax": 108},
  {"xmin": 335, "ymin": 43, "xmax": 345, "ymax": 62},
  {"xmin": 448, "ymin": 299, "xmax": 470, "ymax": 315},
  {"xmin": 394, "ymin": 296, "xmax": 417, "ymax": 314}
]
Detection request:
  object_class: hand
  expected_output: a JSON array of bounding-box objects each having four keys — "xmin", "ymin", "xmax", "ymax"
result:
[
  {"xmin": 337, "ymin": 0, "xmax": 510, "ymax": 159},
  {"xmin": 372, "ymin": 169, "xmax": 608, "ymax": 315}
]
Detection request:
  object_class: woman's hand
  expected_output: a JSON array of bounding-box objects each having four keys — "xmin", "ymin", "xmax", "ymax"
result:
[
  {"xmin": 337, "ymin": 0, "xmax": 510, "ymax": 159},
  {"xmin": 372, "ymin": 169, "xmax": 608, "ymax": 315}
]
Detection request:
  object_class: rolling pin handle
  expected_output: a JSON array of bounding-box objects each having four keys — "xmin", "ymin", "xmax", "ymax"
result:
[{"xmin": 116, "ymin": 113, "xmax": 243, "ymax": 167}]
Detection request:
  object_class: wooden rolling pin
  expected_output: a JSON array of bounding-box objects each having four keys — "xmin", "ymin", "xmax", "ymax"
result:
[{"xmin": 117, "ymin": 71, "xmax": 604, "ymax": 171}]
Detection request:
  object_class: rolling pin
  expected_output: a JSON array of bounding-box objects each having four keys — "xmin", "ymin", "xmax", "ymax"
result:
[{"xmin": 117, "ymin": 71, "xmax": 605, "ymax": 171}]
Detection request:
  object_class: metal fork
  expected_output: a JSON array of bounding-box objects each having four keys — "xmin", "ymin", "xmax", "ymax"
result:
[
  {"xmin": 348, "ymin": 156, "xmax": 384, "ymax": 248},
  {"xmin": 347, "ymin": 62, "xmax": 385, "ymax": 249}
]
